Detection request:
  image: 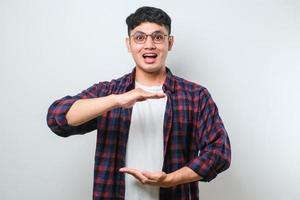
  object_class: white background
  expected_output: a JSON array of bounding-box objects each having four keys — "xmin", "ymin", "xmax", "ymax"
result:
[{"xmin": 1, "ymin": 0, "xmax": 299, "ymax": 199}]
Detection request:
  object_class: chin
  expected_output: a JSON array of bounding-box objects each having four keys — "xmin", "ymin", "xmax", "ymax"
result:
[{"xmin": 137, "ymin": 64, "xmax": 165, "ymax": 73}]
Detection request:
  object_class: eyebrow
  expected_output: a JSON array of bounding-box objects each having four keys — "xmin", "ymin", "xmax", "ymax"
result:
[{"xmin": 131, "ymin": 30, "xmax": 166, "ymax": 35}]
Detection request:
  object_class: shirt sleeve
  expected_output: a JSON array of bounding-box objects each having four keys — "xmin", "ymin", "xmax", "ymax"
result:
[
  {"xmin": 46, "ymin": 83, "xmax": 107, "ymax": 137},
  {"xmin": 187, "ymin": 88, "xmax": 231, "ymax": 182}
]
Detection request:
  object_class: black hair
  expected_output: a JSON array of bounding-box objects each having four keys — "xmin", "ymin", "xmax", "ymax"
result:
[{"xmin": 126, "ymin": 6, "xmax": 171, "ymax": 36}]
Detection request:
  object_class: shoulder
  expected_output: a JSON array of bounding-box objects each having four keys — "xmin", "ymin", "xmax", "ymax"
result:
[
  {"xmin": 172, "ymin": 75, "xmax": 217, "ymax": 111},
  {"xmin": 172, "ymin": 74, "xmax": 210, "ymax": 97}
]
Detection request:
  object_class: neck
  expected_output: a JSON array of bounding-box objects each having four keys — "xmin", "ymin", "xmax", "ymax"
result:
[{"xmin": 135, "ymin": 66, "xmax": 167, "ymax": 86}]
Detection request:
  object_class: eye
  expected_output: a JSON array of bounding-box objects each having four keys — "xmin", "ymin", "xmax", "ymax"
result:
[
  {"xmin": 134, "ymin": 34, "xmax": 146, "ymax": 42},
  {"xmin": 153, "ymin": 33, "xmax": 164, "ymax": 42}
]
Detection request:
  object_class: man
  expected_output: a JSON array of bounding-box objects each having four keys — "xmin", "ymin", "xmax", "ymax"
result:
[{"xmin": 47, "ymin": 6, "xmax": 231, "ymax": 200}]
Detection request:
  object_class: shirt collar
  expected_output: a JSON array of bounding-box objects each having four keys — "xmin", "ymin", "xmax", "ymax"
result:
[{"xmin": 124, "ymin": 67, "xmax": 175, "ymax": 93}]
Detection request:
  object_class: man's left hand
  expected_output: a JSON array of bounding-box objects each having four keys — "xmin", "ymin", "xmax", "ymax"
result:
[{"xmin": 119, "ymin": 167, "xmax": 173, "ymax": 188}]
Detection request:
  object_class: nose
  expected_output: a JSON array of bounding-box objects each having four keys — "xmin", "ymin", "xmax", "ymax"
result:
[{"xmin": 144, "ymin": 36, "xmax": 156, "ymax": 49}]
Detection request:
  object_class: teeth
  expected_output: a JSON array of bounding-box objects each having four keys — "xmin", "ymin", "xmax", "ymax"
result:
[{"xmin": 143, "ymin": 53, "xmax": 157, "ymax": 58}]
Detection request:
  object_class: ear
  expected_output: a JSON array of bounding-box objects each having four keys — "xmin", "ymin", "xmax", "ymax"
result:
[
  {"xmin": 168, "ymin": 36, "xmax": 174, "ymax": 51},
  {"xmin": 126, "ymin": 37, "xmax": 131, "ymax": 52}
]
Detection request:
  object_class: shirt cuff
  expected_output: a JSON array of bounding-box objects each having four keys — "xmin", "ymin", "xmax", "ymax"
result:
[{"xmin": 187, "ymin": 157, "xmax": 218, "ymax": 182}]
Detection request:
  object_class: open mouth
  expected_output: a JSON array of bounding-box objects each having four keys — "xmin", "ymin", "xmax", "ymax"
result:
[
  {"xmin": 142, "ymin": 53, "xmax": 158, "ymax": 64},
  {"xmin": 142, "ymin": 53, "xmax": 158, "ymax": 59}
]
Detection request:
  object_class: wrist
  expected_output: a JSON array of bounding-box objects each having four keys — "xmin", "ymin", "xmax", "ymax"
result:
[
  {"xmin": 109, "ymin": 94, "xmax": 121, "ymax": 108},
  {"xmin": 164, "ymin": 172, "xmax": 177, "ymax": 188}
]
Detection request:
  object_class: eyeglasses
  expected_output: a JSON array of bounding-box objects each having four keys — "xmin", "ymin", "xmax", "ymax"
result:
[{"xmin": 130, "ymin": 31, "xmax": 169, "ymax": 44}]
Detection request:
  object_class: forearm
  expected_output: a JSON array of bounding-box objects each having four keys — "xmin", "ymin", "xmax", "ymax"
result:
[
  {"xmin": 66, "ymin": 94, "xmax": 119, "ymax": 126},
  {"xmin": 66, "ymin": 88, "xmax": 165, "ymax": 126},
  {"xmin": 167, "ymin": 166, "xmax": 202, "ymax": 187}
]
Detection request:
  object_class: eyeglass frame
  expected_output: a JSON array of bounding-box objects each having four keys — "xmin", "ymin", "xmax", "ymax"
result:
[{"xmin": 129, "ymin": 31, "xmax": 170, "ymax": 44}]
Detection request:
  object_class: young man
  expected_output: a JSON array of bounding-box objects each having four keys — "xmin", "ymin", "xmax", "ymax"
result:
[{"xmin": 47, "ymin": 6, "xmax": 231, "ymax": 200}]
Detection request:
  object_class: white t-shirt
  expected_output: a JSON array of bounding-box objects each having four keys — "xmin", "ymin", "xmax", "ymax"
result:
[{"xmin": 125, "ymin": 81, "xmax": 167, "ymax": 200}]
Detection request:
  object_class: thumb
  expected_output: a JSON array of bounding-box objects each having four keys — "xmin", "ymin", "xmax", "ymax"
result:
[{"xmin": 142, "ymin": 171, "xmax": 158, "ymax": 180}]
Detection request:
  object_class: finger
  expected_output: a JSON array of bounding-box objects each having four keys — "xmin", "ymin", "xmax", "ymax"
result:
[
  {"xmin": 120, "ymin": 168, "xmax": 148, "ymax": 183},
  {"xmin": 136, "ymin": 93, "xmax": 165, "ymax": 102},
  {"xmin": 119, "ymin": 167, "xmax": 138, "ymax": 174},
  {"xmin": 135, "ymin": 88, "xmax": 165, "ymax": 98},
  {"xmin": 136, "ymin": 97, "xmax": 147, "ymax": 102},
  {"xmin": 152, "ymin": 93, "xmax": 166, "ymax": 98},
  {"xmin": 142, "ymin": 171, "xmax": 167, "ymax": 181},
  {"xmin": 143, "ymin": 92, "xmax": 166, "ymax": 99},
  {"xmin": 142, "ymin": 171, "xmax": 160, "ymax": 180}
]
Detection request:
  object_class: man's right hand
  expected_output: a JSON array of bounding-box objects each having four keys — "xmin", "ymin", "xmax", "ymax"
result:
[
  {"xmin": 66, "ymin": 88, "xmax": 165, "ymax": 126},
  {"xmin": 116, "ymin": 88, "xmax": 166, "ymax": 109}
]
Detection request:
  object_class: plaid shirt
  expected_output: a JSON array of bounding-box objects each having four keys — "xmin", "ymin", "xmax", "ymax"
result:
[{"xmin": 47, "ymin": 67, "xmax": 231, "ymax": 200}]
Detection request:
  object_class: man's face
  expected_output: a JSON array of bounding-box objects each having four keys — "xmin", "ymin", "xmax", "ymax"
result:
[{"xmin": 126, "ymin": 22, "xmax": 174, "ymax": 74}]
